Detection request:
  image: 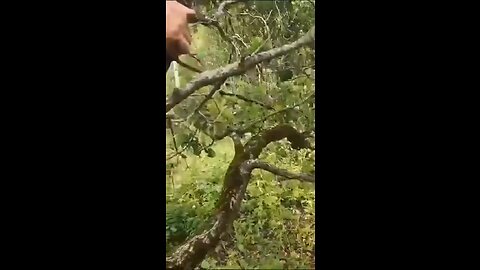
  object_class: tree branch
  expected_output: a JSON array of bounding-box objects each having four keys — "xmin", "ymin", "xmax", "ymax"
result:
[
  {"xmin": 210, "ymin": 92, "xmax": 314, "ymax": 141},
  {"xmin": 195, "ymin": 17, "xmax": 241, "ymax": 57},
  {"xmin": 166, "ymin": 124, "xmax": 311, "ymax": 270},
  {"xmin": 193, "ymin": 0, "xmax": 247, "ymax": 57},
  {"xmin": 166, "ymin": 129, "xmax": 199, "ymax": 160},
  {"xmin": 239, "ymin": 92, "xmax": 314, "ymax": 134},
  {"xmin": 218, "ymin": 90, "xmax": 274, "ymax": 110},
  {"xmin": 166, "ymin": 136, "xmax": 247, "ymax": 270},
  {"xmin": 243, "ymin": 124, "xmax": 311, "ymax": 158},
  {"xmin": 166, "ymin": 26, "xmax": 315, "ymax": 112},
  {"xmin": 215, "ymin": 0, "xmax": 246, "ymax": 18},
  {"xmin": 193, "ymin": 78, "xmax": 227, "ymax": 115},
  {"xmin": 243, "ymin": 159, "xmax": 315, "ymax": 183}
]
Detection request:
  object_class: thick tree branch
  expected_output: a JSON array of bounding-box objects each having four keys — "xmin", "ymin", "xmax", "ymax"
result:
[
  {"xmin": 166, "ymin": 26, "xmax": 315, "ymax": 112},
  {"xmin": 166, "ymin": 124, "xmax": 310, "ymax": 270},
  {"xmin": 243, "ymin": 124, "xmax": 311, "ymax": 159},
  {"xmin": 243, "ymin": 159, "xmax": 315, "ymax": 183},
  {"xmin": 166, "ymin": 135, "xmax": 247, "ymax": 270}
]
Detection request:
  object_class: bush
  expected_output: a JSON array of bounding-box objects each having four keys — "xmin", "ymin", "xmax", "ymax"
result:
[{"xmin": 166, "ymin": 140, "xmax": 315, "ymax": 268}]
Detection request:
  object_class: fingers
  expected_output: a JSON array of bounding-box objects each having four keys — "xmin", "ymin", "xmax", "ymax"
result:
[
  {"xmin": 167, "ymin": 22, "xmax": 192, "ymax": 57},
  {"xmin": 175, "ymin": 37, "xmax": 191, "ymax": 56},
  {"xmin": 182, "ymin": 24, "xmax": 192, "ymax": 44},
  {"xmin": 185, "ymin": 9, "xmax": 198, "ymax": 23},
  {"xmin": 166, "ymin": 38, "xmax": 176, "ymax": 57},
  {"xmin": 165, "ymin": 1, "xmax": 196, "ymax": 59},
  {"xmin": 176, "ymin": 2, "xmax": 197, "ymax": 23},
  {"xmin": 166, "ymin": 37, "xmax": 191, "ymax": 59}
]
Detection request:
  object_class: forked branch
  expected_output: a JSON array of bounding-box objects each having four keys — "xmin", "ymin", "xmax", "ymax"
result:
[
  {"xmin": 166, "ymin": 124, "xmax": 312, "ymax": 270},
  {"xmin": 166, "ymin": 27, "xmax": 315, "ymax": 112}
]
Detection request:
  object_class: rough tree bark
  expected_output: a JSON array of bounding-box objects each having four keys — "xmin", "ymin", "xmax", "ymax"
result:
[
  {"xmin": 166, "ymin": 26, "xmax": 315, "ymax": 112},
  {"xmin": 166, "ymin": 125, "xmax": 314, "ymax": 270},
  {"xmin": 165, "ymin": 2, "xmax": 315, "ymax": 269}
]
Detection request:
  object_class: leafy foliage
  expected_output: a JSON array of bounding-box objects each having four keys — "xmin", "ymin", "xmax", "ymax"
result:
[
  {"xmin": 167, "ymin": 140, "xmax": 314, "ymax": 269},
  {"xmin": 166, "ymin": 1, "xmax": 315, "ymax": 268}
]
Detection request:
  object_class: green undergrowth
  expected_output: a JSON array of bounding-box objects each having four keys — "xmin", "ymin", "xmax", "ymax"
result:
[
  {"xmin": 166, "ymin": 139, "xmax": 315, "ymax": 269},
  {"xmin": 166, "ymin": 1, "xmax": 315, "ymax": 268}
]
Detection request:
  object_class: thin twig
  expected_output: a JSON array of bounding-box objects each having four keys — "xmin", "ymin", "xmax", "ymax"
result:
[
  {"xmin": 166, "ymin": 129, "xmax": 199, "ymax": 160},
  {"xmin": 237, "ymin": 92, "xmax": 315, "ymax": 134},
  {"xmin": 166, "ymin": 26, "xmax": 315, "ymax": 112},
  {"xmin": 215, "ymin": 0, "xmax": 247, "ymax": 18},
  {"xmin": 218, "ymin": 90, "xmax": 274, "ymax": 110}
]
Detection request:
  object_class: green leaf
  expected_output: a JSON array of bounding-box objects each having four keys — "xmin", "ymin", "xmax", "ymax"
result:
[
  {"xmin": 237, "ymin": 243, "xmax": 245, "ymax": 252},
  {"xmin": 248, "ymin": 186, "xmax": 262, "ymax": 197},
  {"xmin": 264, "ymin": 195, "xmax": 278, "ymax": 206},
  {"xmin": 206, "ymin": 148, "xmax": 216, "ymax": 158},
  {"xmin": 201, "ymin": 261, "xmax": 210, "ymax": 269}
]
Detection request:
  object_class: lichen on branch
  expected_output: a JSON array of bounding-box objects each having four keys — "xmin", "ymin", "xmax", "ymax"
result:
[
  {"xmin": 166, "ymin": 26, "xmax": 315, "ymax": 112},
  {"xmin": 166, "ymin": 124, "xmax": 312, "ymax": 270}
]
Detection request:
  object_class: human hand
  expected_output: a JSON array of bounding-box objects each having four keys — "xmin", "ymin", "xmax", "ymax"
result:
[{"xmin": 166, "ymin": 1, "xmax": 197, "ymax": 59}]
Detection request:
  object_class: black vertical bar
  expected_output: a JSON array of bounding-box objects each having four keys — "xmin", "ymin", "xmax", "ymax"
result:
[{"xmin": 166, "ymin": 53, "xmax": 173, "ymax": 74}]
